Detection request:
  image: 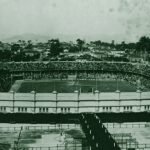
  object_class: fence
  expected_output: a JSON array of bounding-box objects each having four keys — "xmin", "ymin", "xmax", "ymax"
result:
[
  {"xmin": 0, "ymin": 91, "xmax": 150, "ymax": 114},
  {"xmin": 120, "ymin": 143, "xmax": 150, "ymax": 150},
  {"xmin": 0, "ymin": 124, "xmax": 80, "ymax": 132},
  {"xmin": 104, "ymin": 122, "xmax": 147, "ymax": 128},
  {"xmin": 11, "ymin": 144, "xmax": 89, "ymax": 150},
  {"xmin": 112, "ymin": 133, "xmax": 150, "ymax": 150}
]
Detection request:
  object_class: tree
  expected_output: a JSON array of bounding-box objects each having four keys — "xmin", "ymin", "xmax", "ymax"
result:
[
  {"xmin": 49, "ymin": 39, "xmax": 63, "ymax": 56},
  {"xmin": 136, "ymin": 36, "xmax": 150, "ymax": 52},
  {"xmin": 11, "ymin": 44, "xmax": 20, "ymax": 52},
  {"xmin": 0, "ymin": 50, "xmax": 11, "ymax": 61},
  {"xmin": 26, "ymin": 40, "xmax": 33, "ymax": 49},
  {"xmin": 76, "ymin": 39, "xmax": 85, "ymax": 52},
  {"xmin": 93, "ymin": 40, "xmax": 101, "ymax": 47},
  {"xmin": 69, "ymin": 45, "xmax": 79, "ymax": 52}
]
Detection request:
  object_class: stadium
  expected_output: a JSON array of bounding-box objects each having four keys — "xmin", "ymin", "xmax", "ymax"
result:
[
  {"xmin": 1, "ymin": 0, "xmax": 150, "ymax": 149},
  {"xmin": 0, "ymin": 61, "xmax": 150, "ymax": 113},
  {"xmin": 0, "ymin": 61, "xmax": 150, "ymax": 150}
]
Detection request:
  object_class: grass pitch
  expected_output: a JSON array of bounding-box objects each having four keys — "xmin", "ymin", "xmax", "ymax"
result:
[{"xmin": 14, "ymin": 79, "xmax": 138, "ymax": 93}]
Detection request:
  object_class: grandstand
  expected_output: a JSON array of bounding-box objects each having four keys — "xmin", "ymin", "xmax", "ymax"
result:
[
  {"xmin": 0, "ymin": 62, "xmax": 150, "ymax": 76},
  {"xmin": 0, "ymin": 61, "xmax": 150, "ymax": 92},
  {"xmin": 1, "ymin": 61, "xmax": 150, "ymax": 121},
  {"xmin": 0, "ymin": 61, "xmax": 150, "ymax": 150}
]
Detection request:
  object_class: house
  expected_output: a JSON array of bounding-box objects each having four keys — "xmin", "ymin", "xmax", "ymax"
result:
[{"xmin": 24, "ymin": 49, "xmax": 40, "ymax": 57}]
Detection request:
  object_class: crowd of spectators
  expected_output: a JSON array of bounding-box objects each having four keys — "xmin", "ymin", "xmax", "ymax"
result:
[
  {"xmin": 23, "ymin": 72, "xmax": 68, "ymax": 80},
  {"xmin": 124, "ymin": 74, "xmax": 150, "ymax": 90},
  {"xmin": 0, "ymin": 61, "xmax": 150, "ymax": 77}
]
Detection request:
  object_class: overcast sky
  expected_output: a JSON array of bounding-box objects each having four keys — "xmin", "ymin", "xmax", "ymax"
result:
[{"xmin": 0, "ymin": 0, "xmax": 150, "ymax": 42}]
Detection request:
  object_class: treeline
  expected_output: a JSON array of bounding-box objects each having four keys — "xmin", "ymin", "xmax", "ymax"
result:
[{"xmin": 91, "ymin": 36, "xmax": 150, "ymax": 52}]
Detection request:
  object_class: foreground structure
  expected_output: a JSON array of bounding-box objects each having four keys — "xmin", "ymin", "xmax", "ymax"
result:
[{"xmin": 0, "ymin": 91, "xmax": 150, "ymax": 113}]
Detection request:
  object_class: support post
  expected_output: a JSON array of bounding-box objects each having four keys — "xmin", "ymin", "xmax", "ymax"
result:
[
  {"xmin": 95, "ymin": 90, "xmax": 99, "ymax": 112},
  {"xmin": 10, "ymin": 91, "xmax": 15, "ymax": 112},
  {"xmin": 74, "ymin": 90, "xmax": 79, "ymax": 113},
  {"xmin": 31, "ymin": 91, "xmax": 36, "ymax": 113},
  {"xmin": 137, "ymin": 90, "xmax": 142, "ymax": 111},
  {"xmin": 116, "ymin": 90, "xmax": 120, "ymax": 112},
  {"xmin": 53, "ymin": 91, "xmax": 58, "ymax": 113}
]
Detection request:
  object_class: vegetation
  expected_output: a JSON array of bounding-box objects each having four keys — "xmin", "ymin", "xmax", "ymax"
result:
[{"xmin": 0, "ymin": 36, "xmax": 150, "ymax": 62}]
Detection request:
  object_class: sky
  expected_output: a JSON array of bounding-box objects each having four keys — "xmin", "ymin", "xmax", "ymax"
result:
[{"xmin": 0, "ymin": 0, "xmax": 150, "ymax": 42}]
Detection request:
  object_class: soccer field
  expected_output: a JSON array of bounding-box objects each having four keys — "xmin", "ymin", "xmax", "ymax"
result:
[{"xmin": 13, "ymin": 79, "xmax": 139, "ymax": 93}]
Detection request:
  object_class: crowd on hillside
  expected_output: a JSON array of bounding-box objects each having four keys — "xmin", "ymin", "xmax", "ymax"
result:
[{"xmin": 0, "ymin": 61, "xmax": 150, "ymax": 77}]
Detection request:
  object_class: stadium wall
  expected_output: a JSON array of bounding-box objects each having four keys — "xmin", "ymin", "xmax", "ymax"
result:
[{"xmin": 0, "ymin": 91, "xmax": 150, "ymax": 113}]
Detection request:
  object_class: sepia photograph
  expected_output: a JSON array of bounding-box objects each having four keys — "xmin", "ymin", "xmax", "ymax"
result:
[{"xmin": 0, "ymin": 0, "xmax": 150, "ymax": 149}]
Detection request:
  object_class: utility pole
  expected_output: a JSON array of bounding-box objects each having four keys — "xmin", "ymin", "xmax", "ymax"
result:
[{"xmin": 14, "ymin": 126, "xmax": 23, "ymax": 150}]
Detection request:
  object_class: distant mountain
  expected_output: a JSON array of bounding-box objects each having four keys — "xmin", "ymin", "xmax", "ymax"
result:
[
  {"xmin": 2, "ymin": 33, "xmax": 83, "ymax": 43},
  {"xmin": 2, "ymin": 33, "xmax": 51, "ymax": 43},
  {"xmin": 2, "ymin": 33, "xmax": 133, "ymax": 43}
]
